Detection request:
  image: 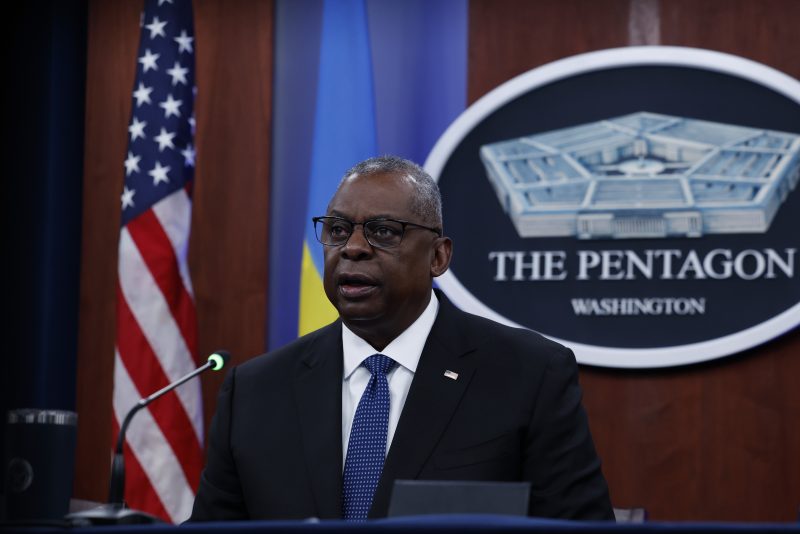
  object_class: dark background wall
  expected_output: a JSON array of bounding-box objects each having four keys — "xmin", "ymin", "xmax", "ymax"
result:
[{"xmin": 8, "ymin": 0, "xmax": 797, "ymax": 522}]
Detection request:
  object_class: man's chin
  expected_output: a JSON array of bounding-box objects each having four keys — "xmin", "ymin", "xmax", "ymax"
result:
[
  {"xmin": 338, "ymin": 308, "xmax": 382, "ymax": 324},
  {"xmin": 336, "ymin": 301, "xmax": 384, "ymax": 326}
]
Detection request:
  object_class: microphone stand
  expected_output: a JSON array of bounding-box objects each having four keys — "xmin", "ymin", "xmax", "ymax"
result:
[{"xmin": 66, "ymin": 351, "xmax": 230, "ymax": 525}]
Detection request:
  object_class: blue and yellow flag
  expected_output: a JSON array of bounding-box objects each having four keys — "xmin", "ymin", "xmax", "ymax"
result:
[{"xmin": 299, "ymin": 0, "xmax": 377, "ymax": 335}]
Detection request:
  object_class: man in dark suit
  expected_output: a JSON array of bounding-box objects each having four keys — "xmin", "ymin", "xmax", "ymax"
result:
[{"xmin": 190, "ymin": 156, "xmax": 613, "ymax": 521}]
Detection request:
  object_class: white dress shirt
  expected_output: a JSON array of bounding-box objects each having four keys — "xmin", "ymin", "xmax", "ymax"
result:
[{"xmin": 341, "ymin": 291, "xmax": 439, "ymax": 466}]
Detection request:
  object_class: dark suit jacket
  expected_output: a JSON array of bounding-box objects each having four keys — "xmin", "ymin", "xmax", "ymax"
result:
[{"xmin": 190, "ymin": 292, "xmax": 613, "ymax": 521}]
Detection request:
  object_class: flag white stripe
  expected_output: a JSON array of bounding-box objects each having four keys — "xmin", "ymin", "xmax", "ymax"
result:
[
  {"xmin": 151, "ymin": 190, "xmax": 195, "ymax": 298},
  {"xmin": 113, "ymin": 350, "xmax": 195, "ymax": 524},
  {"xmin": 118, "ymin": 229, "xmax": 203, "ymax": 442}
]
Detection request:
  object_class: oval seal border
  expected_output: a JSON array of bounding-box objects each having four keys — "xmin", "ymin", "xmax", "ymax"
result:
[{"xmin": 425, "ymin": 46, "xmax": 800, "ymax": 368}]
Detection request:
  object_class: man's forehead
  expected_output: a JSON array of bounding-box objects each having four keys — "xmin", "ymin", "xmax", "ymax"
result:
[{"xmin": 329, "ymin": 171, "xmax": 415, "ymax": 215}]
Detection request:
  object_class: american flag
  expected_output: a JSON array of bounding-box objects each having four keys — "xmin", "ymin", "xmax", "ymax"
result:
[{"xmin": 113, "ymin": 0, "xmax": 202, "ymax": 523}]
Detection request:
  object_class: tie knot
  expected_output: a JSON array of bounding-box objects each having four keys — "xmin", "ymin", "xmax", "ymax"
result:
[{"xmin": 363, "ymin": 353, "xmax": 396, "ymax": 376}]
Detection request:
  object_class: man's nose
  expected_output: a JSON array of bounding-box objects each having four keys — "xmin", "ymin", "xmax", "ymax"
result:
[{"xmin": 341, "ymin": 224, "xmax": 373, "ymax": 258}]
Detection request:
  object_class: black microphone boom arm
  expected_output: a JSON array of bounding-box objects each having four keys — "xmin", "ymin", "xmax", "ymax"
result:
[{"xmin": 67, "ymin": 350, "xmax": 230, "ymax": 525}]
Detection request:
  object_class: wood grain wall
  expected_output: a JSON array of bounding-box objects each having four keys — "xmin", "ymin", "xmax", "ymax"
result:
[
  {"xmin": 469, "ymin": 0, "xmax": 800, "ymax": 521},
  {"xmin": 75, "ymin": 0, "xmax": 273, "ymax": 503}
]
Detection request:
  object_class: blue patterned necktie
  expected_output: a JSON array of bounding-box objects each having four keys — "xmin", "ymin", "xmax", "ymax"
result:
[{"xmin": 342, "ymin": 353, "xmax": 397, "ymax": 521}]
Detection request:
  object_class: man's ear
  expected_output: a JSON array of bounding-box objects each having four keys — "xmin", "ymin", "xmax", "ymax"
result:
[{"xmin": 430, "ymin": 236, "xmax": 453, "ymax": 278}]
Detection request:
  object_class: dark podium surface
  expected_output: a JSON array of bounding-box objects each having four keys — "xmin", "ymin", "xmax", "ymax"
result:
[{"xmin": 11, "ymin": 515, "xmax": 800, "ymax": 533}]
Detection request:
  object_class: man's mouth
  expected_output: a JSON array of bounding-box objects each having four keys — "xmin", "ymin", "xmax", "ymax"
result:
[{"xmin": 338, "ymin": 274, "xmax": 379, "ymax": 299}]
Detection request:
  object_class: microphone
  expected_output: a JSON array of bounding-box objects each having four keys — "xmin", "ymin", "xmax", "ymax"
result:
[{"xmin": 67, "ymin": 350, "xmax": 231, "ymax": 525}]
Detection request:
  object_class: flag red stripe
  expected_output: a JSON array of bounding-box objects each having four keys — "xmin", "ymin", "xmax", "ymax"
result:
[
  {"xmin": 112, "ymin": 417, "xmax": 172, "ymax": 522},
  {"xmin": 126, "ymin": 209, "xmax": 199, "ymax": 364},
  {"xmin": 116, "ymin": 283, "xmax": 203, "ymax": 490}
]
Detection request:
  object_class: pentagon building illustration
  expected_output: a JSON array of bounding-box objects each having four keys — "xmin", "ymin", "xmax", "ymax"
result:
[{"xmin": 479, "ymin": 112, "xmax": 800, "ymax": 239}]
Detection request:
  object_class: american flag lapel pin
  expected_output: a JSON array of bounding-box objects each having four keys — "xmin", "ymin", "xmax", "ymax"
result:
[{"xmin": 443, "ymin": 370, "xmax": 459, "ymax": 381}]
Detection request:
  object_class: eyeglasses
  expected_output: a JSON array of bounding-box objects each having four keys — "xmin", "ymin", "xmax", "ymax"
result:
[{"xmin": 312, "ymin": 216, "xmax": 442, "ymax": 249}]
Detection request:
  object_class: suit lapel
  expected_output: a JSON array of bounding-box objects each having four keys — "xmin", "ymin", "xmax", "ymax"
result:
[
  {"xmin": 293, "ymin": 321, "xmax": 344, "ymax": 519},
  {"xmin": 369, "ymin": 295, "xmax": 477, "ymax": 517}
]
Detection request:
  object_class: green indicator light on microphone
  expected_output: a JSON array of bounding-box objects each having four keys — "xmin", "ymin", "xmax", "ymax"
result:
[{"xmin": 208, "ymin": 353, "xmax": 224, "ymax": 371}]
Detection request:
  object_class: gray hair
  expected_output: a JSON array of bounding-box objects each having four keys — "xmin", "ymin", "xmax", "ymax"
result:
[{"xmin": 340, "ymin": 155, "xmax": 443, "ymax": 229}]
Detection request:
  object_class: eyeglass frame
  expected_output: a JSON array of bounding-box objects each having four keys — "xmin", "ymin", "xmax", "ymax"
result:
[{"xmin": 312, "ymin": 215, "xmax": 442, "ymax": 249}]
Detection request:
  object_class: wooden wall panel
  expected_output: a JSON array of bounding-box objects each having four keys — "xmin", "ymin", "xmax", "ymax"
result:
[
  {"xmin": 468, "ymin": 0, "xmax": 800, "ymax": 521},
  {"xmin": 75, "ymin": 0, "xmax": 273, "ymax": 502},
  {"xmin": 468, "ymin": 0, "xmax": 631, "ymax": 102},
  {"xmin": 660, "ymin": 0, "xmax": 800, "ymax": 78},
  {"xmin": 584, "ymin": 331, "xmax": 800, "ymax": 521},
  {"xmin": 191, "ymin": 0, "xmax": 273, "ymax": 440}
]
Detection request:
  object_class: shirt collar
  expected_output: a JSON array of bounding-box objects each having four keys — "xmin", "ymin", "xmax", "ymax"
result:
[{"xmin": 342, "ymin": 290, "xmax": 439, "ymax": 379}]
